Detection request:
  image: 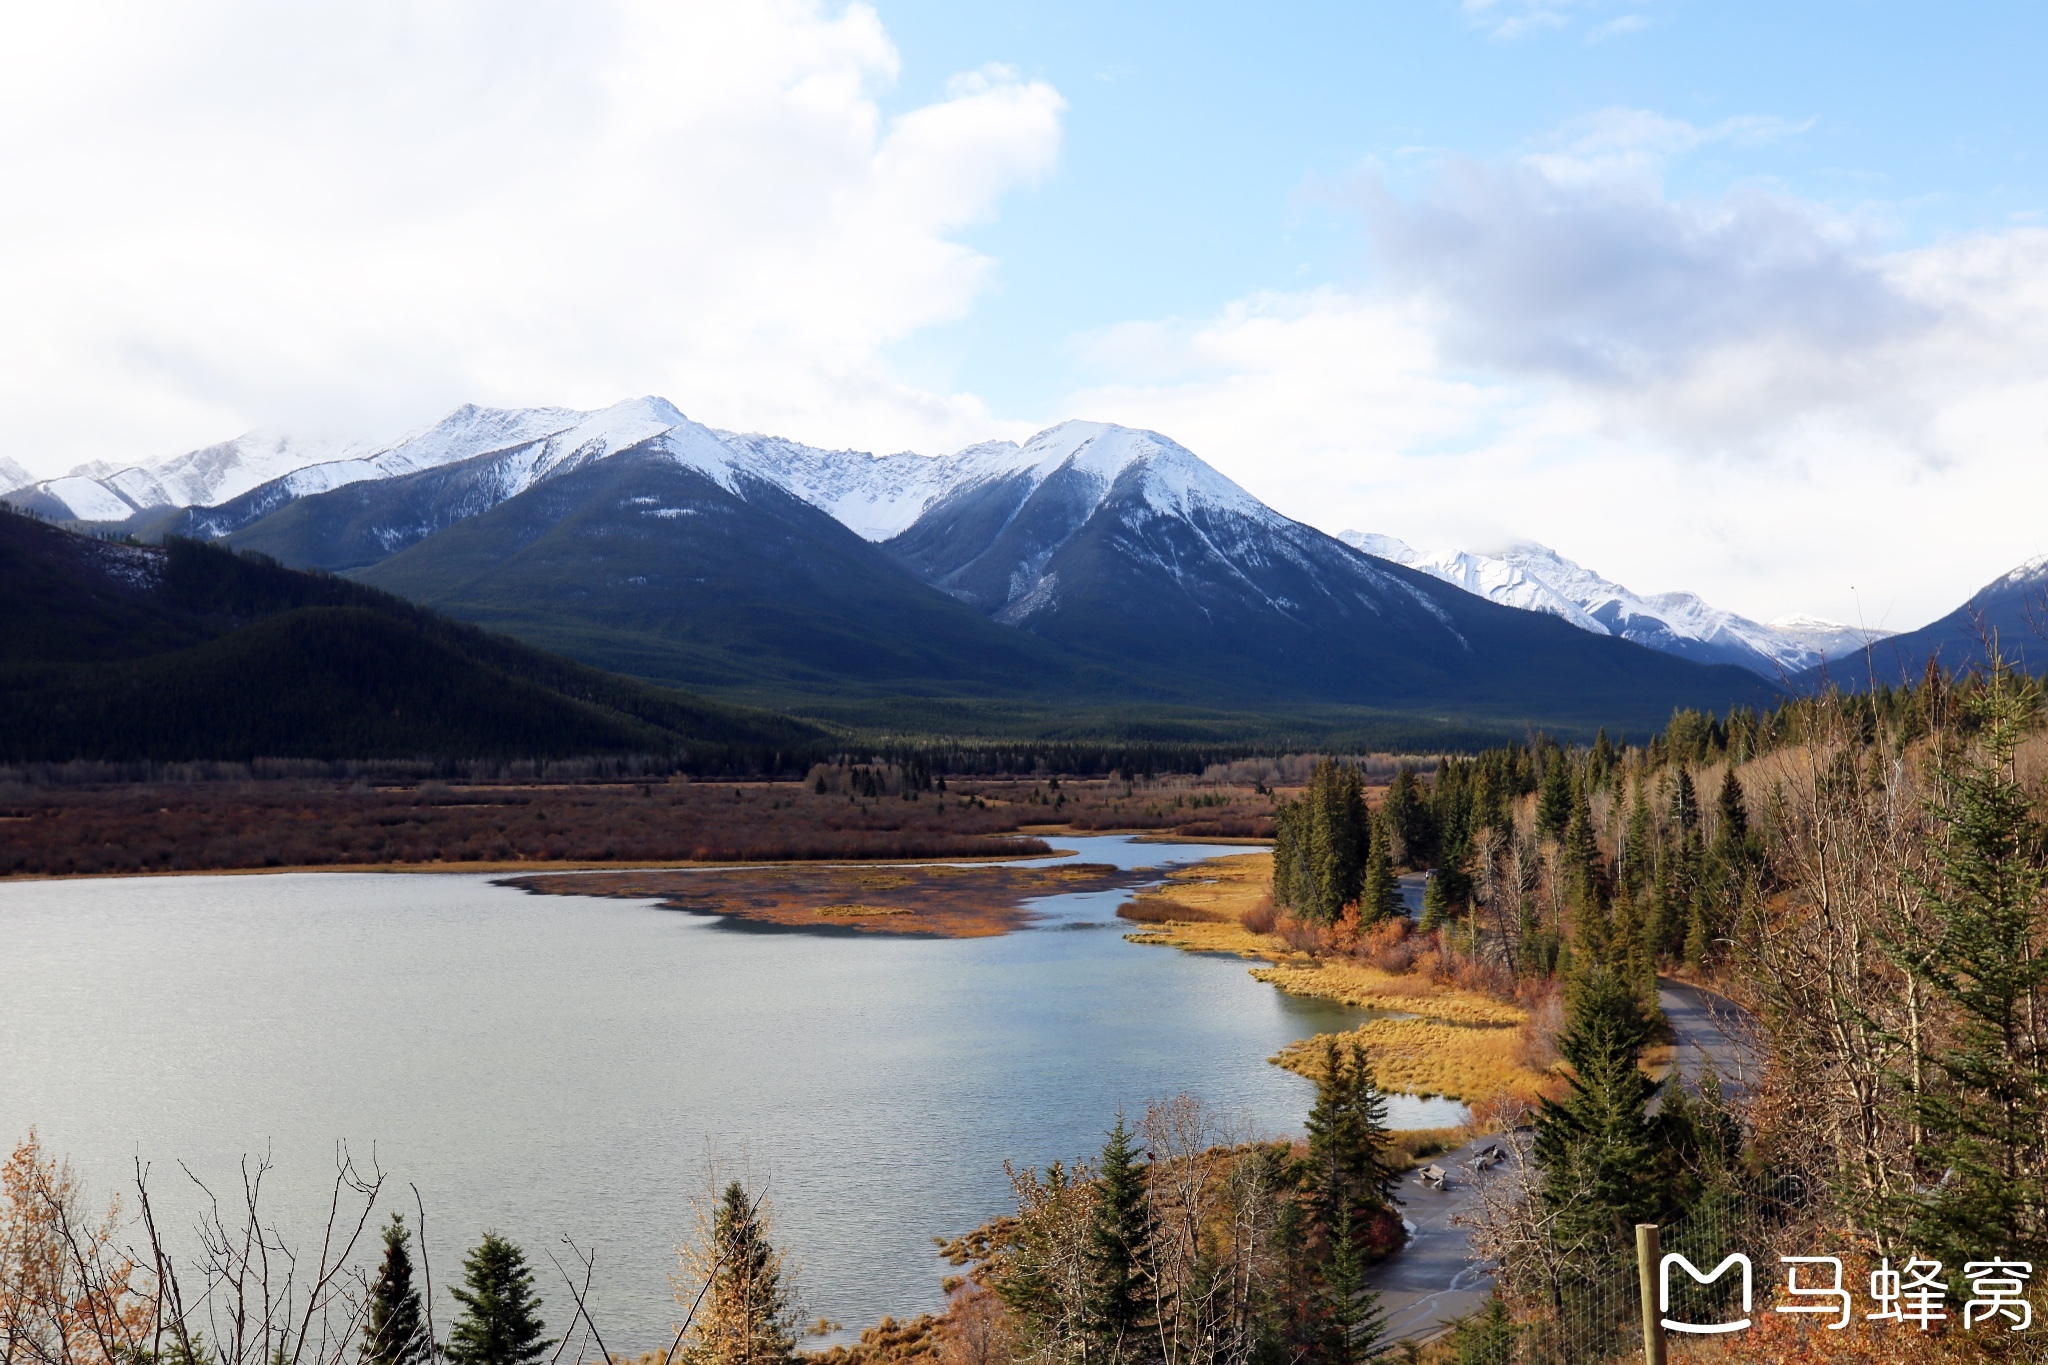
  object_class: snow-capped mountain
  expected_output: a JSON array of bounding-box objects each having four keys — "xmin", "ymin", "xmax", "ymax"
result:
[
  {"xmin": 1342, "ymin": 532, "xmax": 1891, "ymax": 678},
  {"xmin": 11, "ymin": 432, "xmax": 376, "ymax": 521},
  {"xmin": 162, "ymin": 398, "xmax": 1763, "ymax": 720},
  {"xmin": 0, "ymin": 456, "xmax": 32, "ymax": 498},
  {"xmin": 885, "ymin": 421, "xmax": 1293, "ymax": 624},
  {"xmin": 1807, "ymin": 552, "xmax": 2047, "ymax": 689},
  {"xmin": 1765, "ymin": 613, "xmax": 1889, "ymax": 663}
]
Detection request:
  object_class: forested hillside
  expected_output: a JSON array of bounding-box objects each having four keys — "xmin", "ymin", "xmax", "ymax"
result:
[
  {"xmin": 0, "ymin": 505, "xmax": 823, "ymax": 764},
  {"xmin": 1251, "ymin": 665, "xmax": 2048, "ymax": 1361}
]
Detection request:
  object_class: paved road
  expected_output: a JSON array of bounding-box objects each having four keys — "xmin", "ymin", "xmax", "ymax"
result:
[
  {"xmin": 1657, "ymin": 976, "xmax": 1759, "ymax": 1099},
  {"xmin": 1365, "ymin": 1138, "xmax": 1510, "ymax": 1347},
  {"xmin": 1363, "ymin": 979, "xmax": 1757, "ymax": 1347}
]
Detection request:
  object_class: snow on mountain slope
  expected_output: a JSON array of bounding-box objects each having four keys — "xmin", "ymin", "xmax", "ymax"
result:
[
  {"xmin": 267, "ymin": 404, "xmax": 588, "ymax": 503},
  {"xmin": 0, "ymin": 456, "xmax": 31, "ymax": 496},
  {"xmin": 1343, "ymin": 534, "xmax": 1607, "ymax": 634},
  {"xmin": 713, "ymin": 434, "xmax": 966, "ymax": 541},
  {"xmin": 1011, "ymin": 421, "xmax": 1280, "ymax": 524},
  {"xmin": 38, "ymin": 476, "xmax": 136, "ymax": 523},
  {"xmin": 716, "ymin": 420, "xmax": 1278, "ymax": 544},
  {"xmin": 1766, "ymin": 613, "xmax": 1893, "ymax": 662},
  {"xmin": 1342, "ymin": 532, "xmax": 1892, "ymax": 677},
  {"xmin": 19, "ymin": 432, "xmax": 369, "ymax": 520},
  {"xmin": 23, "ymin": 398, "xmax": 730, "ymax": 525}
]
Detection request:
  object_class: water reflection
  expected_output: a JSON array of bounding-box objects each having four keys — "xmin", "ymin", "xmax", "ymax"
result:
[{"xmin": 0, "ymin": 836, "xmax": 1467, "ymax": 1350}]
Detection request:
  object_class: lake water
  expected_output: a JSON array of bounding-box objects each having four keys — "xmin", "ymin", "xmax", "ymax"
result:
[{"xmin": 0, "ymin": 836, "xmax": 1466, "ymax": 1350}]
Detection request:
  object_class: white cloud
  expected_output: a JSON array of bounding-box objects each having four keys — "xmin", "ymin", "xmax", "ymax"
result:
[
  {"xmin": 0, "ymin": 0, "xmax": 1063, "ymax": 475},
  {"xmin": 1461, "ymin": 0, "xmax": 1660, "ymax": 42},
  {"xmin": 1066, "ymin": 116, "xmax": 2048, "ymax": 632}
]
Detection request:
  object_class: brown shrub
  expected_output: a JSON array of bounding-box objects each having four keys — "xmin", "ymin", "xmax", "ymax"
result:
[
  {"xmin": 1239, "ymin": 895, "xmax": 1277, "ymax": 934},
  {"xmin": 1356, "ymin": 916, "xmax": 1419, "ymax": 974},
  {"xmin": 1275, "ymin": 913, "xmax": 1326, "ymax": 954}
]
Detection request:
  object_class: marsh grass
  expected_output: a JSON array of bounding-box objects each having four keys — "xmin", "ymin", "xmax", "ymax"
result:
[
  {"xmin": 1271, "ymin": 1017, "xmax": 1553, "ymax": 1104},
  {"xmin": 1249, "ymin": 961, "xmax": 1525, "ymax": 1027}
]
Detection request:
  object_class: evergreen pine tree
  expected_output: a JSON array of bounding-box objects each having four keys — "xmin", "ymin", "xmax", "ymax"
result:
[
  {"xmin": 1893, "ymin": 668, "xmax": 2048, "ymax": 1265},
  {"xmin": 1622, "ymin": 785, "xmax": 1654, "ymax": 900},
  {"xmin": 1358, "ymin": 813, "xmax": 1402, "ymax": 925},
  {"xmin": 1561, "ymin": 777, "xmax": 1608, "ymax": 964},
  {"xmin": 1304, "ymin": 1038, "xmax": 1401, "ymax": 1228},
  {"xmin": 446, "ymin": 1234, "xmax": 550, "ymax": 1365},
  {"xmin": 1669, "ymin": 768, "xmax": 1700, "ymax": 837},
  {"xmin": 1711, "ymin": 768, "xmax": 1750, "ymax": 848},
  {"xmin": 1274, "ymin": 761, "xmax": 1370, "ymax": 924},
  {"xmin": 692, "ymin": 1182, "xmax": 799, "ymax": 1365},
  {"xmin": 1085, "ymin": 1116, "xmax": 1153, "ymax": 1363},
  {"xmin": 1533, "ymin": 970, "xmax": 1661, "ymax": 1249},
  {"xmin": 1449, "ymin": 1296, "xmax": 1516, "ymax": 1365},
  {"xmin": 1319, "ymin": 1202, "xmax": 1386, "ymax": 1365},
  {"xmin": 1536, "ymin": 753, "xmax": 1573, "ymax": 841},
  {"xmin": 1418, "ymin": 873, "xmax": 1450, "ymax": 933},
  {"xmin": 1381, "ymin": 766, "xmax": 1438, "ymax": 869},
  {"xmin": 1589, "ymin": 729, "xmax": 1617, "ymax": 790},
  {"xmin": 363, "ymin": 1214, "xmax": 430, "ymax": 1365}
]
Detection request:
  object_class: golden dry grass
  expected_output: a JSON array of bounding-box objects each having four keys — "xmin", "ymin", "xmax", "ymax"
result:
[
  {"xmin": 814, "ymin": 903, "xmax": 913, "ymax": 918},
  {"xmin": 1272, "ymin": 1017, "xmax": 1553, "ymax": 1103},
  {"xmin": 1122, "ymin": 920, "xmax": 1295, "ymax": 958},
  {"xmin": 1248, "ymin": 960, "xmax": 1525, "ymax": 1026},
  {"xmin": 1117, "ymin": 852, "xmax": 1297, "ymax": 958},
  {"xmin": 1122, "ymin": 850, "xmax": 1552, "ymax": 1103}
]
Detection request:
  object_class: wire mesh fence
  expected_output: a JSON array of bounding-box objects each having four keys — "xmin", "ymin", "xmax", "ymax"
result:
[{"xmin": 1496, "ymin": 1174, "xmax": 1813, "ymax": 1364}]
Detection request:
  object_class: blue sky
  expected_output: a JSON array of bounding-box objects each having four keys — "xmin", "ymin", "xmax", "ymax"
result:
[
  {"xmin": 874, "ymin": 0, "xmax": 2045, "ymax": 414},
  {"xmin": 2, "ymin": 0, "xmax": 2044, "ymax": 629}
]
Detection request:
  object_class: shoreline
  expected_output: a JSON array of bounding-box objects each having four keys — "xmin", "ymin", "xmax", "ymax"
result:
[
  {"xmin": 0, "ymin": 848, "xmax": 1068, "ymax": 885},
  {"xmin": 0, "ymin": 828, "xmax": 1276, "ymax": 886},
  {"xmin": 1119, "ymin": 850, "xmax": 1555, "ymax": 1106}
]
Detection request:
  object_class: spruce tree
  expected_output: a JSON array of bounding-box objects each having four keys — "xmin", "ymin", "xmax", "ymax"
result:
[
  {"xmin": 1622, "ymin": 784, "xmax": 1654, "ymax": 901},
  {"xmin": 1358, "ymin": 814, "xmax": 1402, "ymax": 925},
  {"xmin": 1418, "ymin": 873, "xmax": 1450, "ymax": 933},
  {"xmin": 1711, "ymin": 768, "xmax": 1750, "ymax": 848},
  {"xmin": 363, "ymin": 1214, "xmax": 430, "ymax": 1365},
  {"xmin": 1893, "ymin": 669, "xmax": 2048, "ymax": 1265},
  {"xmin": 446, "ymin": 1234, "xmax": 550, "ymax": 1365},
  {"xmin": 1533, "ymin": 970, "xmax": 1661, "ymax": 1249},
  {"xmin": 1273, "ymin": 761, "xmax": 1370, "ymax": 924},
  {"xmin": 1561, "ymin": 777, "xmax": 1607, "ymax": 964},
  {"xmin": 1085, "ymin": 1116, "xmax": 1152, "ymax": 1363},
  {"xmin": 1304, "ymin": 1038, "xmax": 1400, "ymax": 1227},
  {"xmin": 1536, "ymin": 753, "xmax": 1573, "ymax": 841},
  {"xmin": 1320, "ymin": 1202, "xmax": 1386, "ymax": 1365},
  {"xmin": 1449, "ymin": 1296, "xmax": 1516, "ymax": 1365},
  {"xmin": 694, "ymin": 1182, "xmax": 799, "ymax": 1365},
  {"xmin": 1381, "ymin": 766, "xmax": 1438, "ymax": 869}
]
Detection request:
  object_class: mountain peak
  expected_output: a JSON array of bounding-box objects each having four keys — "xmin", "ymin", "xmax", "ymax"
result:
[
  {"xmin": 1339, "ymin": 531, "xmax": 1897, "ymax": 676},
  {"xmin": 1006, "ymin": 421, "xmax": 1270, "ymax": 523}
]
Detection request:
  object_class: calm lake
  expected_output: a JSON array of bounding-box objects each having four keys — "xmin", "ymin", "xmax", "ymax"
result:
[{"xmin": 0, "ymin": 836, "xmax": 1465, "ymax": 1349}]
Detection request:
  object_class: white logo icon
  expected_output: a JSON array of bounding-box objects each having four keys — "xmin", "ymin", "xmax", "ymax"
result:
[{"xmin": 1661, "ymin": 1253, "xmax": 1753, "ymax": 1335}]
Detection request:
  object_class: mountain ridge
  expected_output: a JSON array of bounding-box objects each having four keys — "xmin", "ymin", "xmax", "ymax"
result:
[{"xmin": 1342, "ymin": 531, "xmax": 1893, "ymax": 678}]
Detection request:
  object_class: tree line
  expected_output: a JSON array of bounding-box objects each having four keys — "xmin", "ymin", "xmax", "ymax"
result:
[{"xmin": 1262, "ymin": 659, "xmax": 2047, "ymax": 1360}]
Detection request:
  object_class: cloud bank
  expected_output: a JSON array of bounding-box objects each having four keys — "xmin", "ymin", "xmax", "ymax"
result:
[
  {"xmin": 1067, "ymin": 112, "xmax": 2048, "ymax": 629},
  {"xmin": 0, "ymin": 0, "xmax": 1063, "ymax": 473}
]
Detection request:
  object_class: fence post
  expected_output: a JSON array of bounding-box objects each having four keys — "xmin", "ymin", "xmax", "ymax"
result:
[{"xmin": 1636, "ymin": 1223, "xmax": 1666, "ymax": 1364}]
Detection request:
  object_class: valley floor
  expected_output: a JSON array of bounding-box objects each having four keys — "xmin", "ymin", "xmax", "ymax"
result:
[{"xmin": 0, "ymin": 773, "xmax": 1275, "ymax": 879}]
